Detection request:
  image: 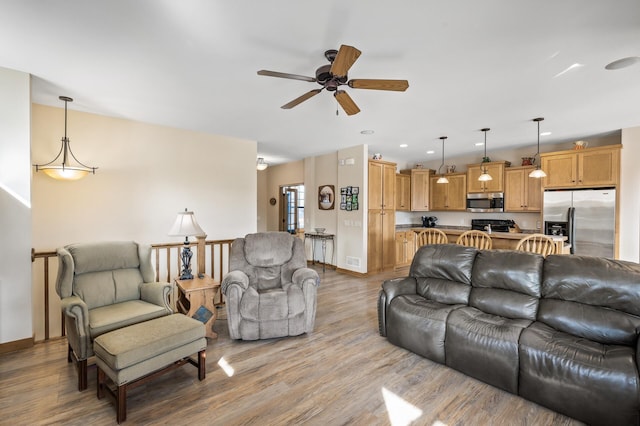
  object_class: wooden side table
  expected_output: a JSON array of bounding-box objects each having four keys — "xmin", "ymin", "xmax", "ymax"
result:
[{"xmin": 175, "ymin": 274, "xmax": 220, "ymax": 339}]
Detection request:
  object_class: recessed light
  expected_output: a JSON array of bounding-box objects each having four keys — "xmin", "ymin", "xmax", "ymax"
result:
[
  {"xmin": 540, "ymin": 131, "xmax": 551, "ymax": 136},
  {"xmin": 426, "ymin": 150, "xmax": 435, "ymax": 155},
  {"xmin": 360, "ymin": 129, "xmax": 375, "ymax": 135},
  {"xmin": 605, "ymin": 56, "xmax": 640, "ymax": 70},
  {"xmin": 475, "ymin": 142, "xmax": 484, "ymax": 147},
  {"xmin": 399, "ymin": 144, "xmax": 408, "ymax": 148}
]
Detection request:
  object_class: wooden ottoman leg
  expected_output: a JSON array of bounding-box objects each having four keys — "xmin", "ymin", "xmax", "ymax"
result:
[
  {"xmin": 117, "ymin": 384, "xmax": 127, "ymax": 424},
  {"xmin": 97, "ymin": 366, "xmax": 105, "ymax": 399},
  {"xmin": 198, "ymin": 350, "xmax": 206, "ymax": 381}
]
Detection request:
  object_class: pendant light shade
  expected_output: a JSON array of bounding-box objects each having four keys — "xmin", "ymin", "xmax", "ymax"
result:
[
  {"xmin": 33, "ymin": 96, "xmax": 97, "ymax": 180},
  {"xmin": 529, "ymin": 117, "xmax": 547, "ymax": 178},
  {"xmin": 437, "ymin": 136, "xmax": 449, "ymax": 184},
  {"xmin": 478, "ymin": 128, "xmax": 493, "ymax": 181}
]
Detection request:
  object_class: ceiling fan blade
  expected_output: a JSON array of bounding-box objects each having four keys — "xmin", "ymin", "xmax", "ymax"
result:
[
  {"xmin": 348, "ymin": 79, "xmax": 409, "ymax": 91},
  {"xmin": 330, "ymin": 45, "xmax": 362, "ymax": 77},
  {"xmin": 334, "ymin": 90, "xmax": 360, "ymax": 116},
  {"xmin": 281, "ymin": 89, "xmax": 323, "ymax": 109},
  {"xmin": 258, "ymin": 70, "xmax": 316, "ymax": 82}
]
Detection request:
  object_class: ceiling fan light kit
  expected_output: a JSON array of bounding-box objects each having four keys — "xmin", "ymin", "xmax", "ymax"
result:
[
  {"xmin": 478, "ymin": 128, "xmax": 493, "ymax": 182},
  {"xmin": 258, "ymin": 44, "xmax": 409, "ymax": 116}
]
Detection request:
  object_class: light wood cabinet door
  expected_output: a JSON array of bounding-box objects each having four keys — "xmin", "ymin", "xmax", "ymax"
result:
[
  {"xmin": 410, "ymin": 169, "xmax": 432, "ymax": 211},
  {"xmin": 394, "ymin": 231, "xmax": 416, "ymax": 267},
  {"xmin": 383, "ymin": 163, "xmax": 396, "ymax": 210},
  {"xmin": 541, "ymin": 153, "xmax": 577, "ymax": 188},
  {"xmin": 578, "ymin": 149, "xmax": 619, "ymax": 187},
  {"xmin": 368, "ymin": 159, "xmax": 397, "ymax": 273},
  {"xmin": 429, "ymin": 173, "xmax": 467, "ymax": 211},
  {"xmin": 368, "ymin": 161, "xmax": 384, "ymax": 209},
  {"xmin": 466, "ymin": 162, "xmax": 507, "ymax": 193},
  {"xmin": 505, "ymin": 166, "xmax": 541, "ymax": 212},
  {"xmin": 395, "ymin": 173, "xmax": 410, "ymax": 211}
]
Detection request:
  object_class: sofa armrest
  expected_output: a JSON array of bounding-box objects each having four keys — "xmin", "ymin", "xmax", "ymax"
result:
[
  {"xmin": 378, "ymin": 277, "xmax": 417, "ymax": 337},
  {"xmin": 221, "ymin": 270, "xmax": 249, "ymax": 295},
  {"xmin": 61, "ymin": 296, "xmax": 91, "ymax": 360},
  {"xmin": 292, "ymin": 268, "xmax": 320, "ymax": 287},
  {"xmin": 140, "ymin": 281, "xmax": 173, "ymax": 312}
]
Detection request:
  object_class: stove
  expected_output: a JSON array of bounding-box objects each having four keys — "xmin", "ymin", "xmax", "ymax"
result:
[{"xmin": 471, "ymin": 219, "xmax": 515, "ymax": 233}]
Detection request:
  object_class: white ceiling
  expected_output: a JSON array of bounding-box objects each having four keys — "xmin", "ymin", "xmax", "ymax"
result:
[{"xmin": 2, "ymin": 1, "xmax": 640, "ymax": 166}]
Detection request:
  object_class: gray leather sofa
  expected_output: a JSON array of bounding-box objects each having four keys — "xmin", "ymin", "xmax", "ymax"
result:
[{"xmin": 378, "ymin": 244, "xmax": 640, "ymax": 425}]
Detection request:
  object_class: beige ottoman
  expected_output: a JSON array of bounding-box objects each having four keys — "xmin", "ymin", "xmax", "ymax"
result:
[{"xmin": 94, "ymin": 314, "xmax": 207, "ymax": 423}]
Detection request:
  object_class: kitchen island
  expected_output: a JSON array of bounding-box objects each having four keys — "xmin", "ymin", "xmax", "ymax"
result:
[{"xmin": 404, "ymin": 227, "xmax": 569, "ymax": 254}]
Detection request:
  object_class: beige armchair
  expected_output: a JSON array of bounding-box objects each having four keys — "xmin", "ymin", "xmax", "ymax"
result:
[
  {"xmin": 221, "ymin": 232, "xmax": 320, "ymax": 340},
  {"xmin": 56, "ymin": 241, "xmax": 173, "ymax": 391}
]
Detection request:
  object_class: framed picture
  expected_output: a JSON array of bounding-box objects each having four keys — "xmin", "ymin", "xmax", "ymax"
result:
[
  {"xmin": 352, "ymin": 187, "xmax": 359, "ymax": 195},
  {"xmin": 318, "ymin": 185, "xmax": 335, "ymax": 210}
]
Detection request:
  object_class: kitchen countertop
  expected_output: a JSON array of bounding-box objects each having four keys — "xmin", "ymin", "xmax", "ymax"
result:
[{"xmin": 399, "ymin": 225, "xmax": 567, "ymax": 242}]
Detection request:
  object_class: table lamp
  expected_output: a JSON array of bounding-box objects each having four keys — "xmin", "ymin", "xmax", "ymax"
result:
[{"xmin": 169, "ymin": 208, "xmax": 205, "ymax": 280}]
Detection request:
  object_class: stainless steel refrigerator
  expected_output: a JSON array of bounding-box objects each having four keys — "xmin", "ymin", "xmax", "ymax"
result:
[{"xmin": 543, "ymin": 188, "xmax": 616, "ymax": 257}]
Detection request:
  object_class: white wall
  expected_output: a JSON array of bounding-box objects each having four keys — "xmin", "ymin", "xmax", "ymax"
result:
[
  {"xmin": 31, "ymin": 104, "xmax": 257, "ymax": 248},
  {"xmin": 0, "ymin": 67, "xmax": 32, "ymax": 344},
  {"xmin": 620, "ymin": 127, "xmax": 640, "ymax": 263}
]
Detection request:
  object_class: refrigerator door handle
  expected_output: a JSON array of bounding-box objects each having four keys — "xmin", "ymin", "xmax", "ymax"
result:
[{"xmin": 568, "ymin": 207, "xmax": 576, "ymax": 255}]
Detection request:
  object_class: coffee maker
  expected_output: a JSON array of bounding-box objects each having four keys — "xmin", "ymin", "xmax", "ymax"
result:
[{"xmin": 421, "ymin": 216, "xmax": 438, "ymax": 227}]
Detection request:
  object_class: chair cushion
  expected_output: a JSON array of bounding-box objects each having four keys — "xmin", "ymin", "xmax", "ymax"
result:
[
  {"xmin": 75, "ymin": 269, "xmax": 144, "ymax": 309},
  {"xmin": 68, "ymin": 241, "xmax": 141, "ymax": 274},
  {"xmin": 243, "ymin": 232, "xmax": 295, "ymax": 266},
  {"xmin": 89, "ymin": 300, "xmax": 168, "ymax": 338},
  {"xmin": 94, "ymin": 314, "xmax": 204, "ymax": 370},
  {"xmin": 239, "ymin": 285, "xmax": 305, "ymax": 321}
]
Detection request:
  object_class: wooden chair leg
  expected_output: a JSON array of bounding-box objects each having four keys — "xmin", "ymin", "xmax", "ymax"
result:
[
  {"xmin": 97, "ymin": 366, "xmax": 105, "ymax": 399},
  {"xmin": 67, "ymin": 344, "xmax": 72, "ymax": 363},
  {"xmin": 198, "ymin": 350, "xmax": 206, "ymax": 381},
  {"xmin": 77, "ymin": 359, "xmax": 88, "ymax": 391}
]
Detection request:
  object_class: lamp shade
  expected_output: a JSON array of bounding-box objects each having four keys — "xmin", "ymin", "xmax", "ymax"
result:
[
  {"xmin": 257, "ymin": 157, "xmax": 268, "ymax": 171},
  {"xmin": 168, "ymin": 209, "xmax": 205, "ymax": 237},
  {"xmin": 529, "ymin": 168, "xmax": 547, "ymax": 178}
]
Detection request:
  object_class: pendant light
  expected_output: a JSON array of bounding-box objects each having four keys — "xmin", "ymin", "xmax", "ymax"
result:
[
  {"xmin": 33, "ymin": 96, "xmax": 97, "ymax": 180},
  {"xmin": 436, "ymin": 136, "xmax": 449, "ymax": 184},
  {"xmin": 529, "ymin": 117, "xmax": 547, "ymax": 178},
  {"xmin": 478, "ymin": 128, "xmax": 492, "ymax": 181},
  {"xmin": 256, "ymin": 157, "xmax": 269, "ymax": 171}
]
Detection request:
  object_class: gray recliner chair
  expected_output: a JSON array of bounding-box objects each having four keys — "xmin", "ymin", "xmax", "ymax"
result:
[
  {"xmin": 55, "ymin": 241, "xmax": 173, "ymax": 391},
  {"xmin": 221, "ymin": 232, "xmax": 320, "ymax": 340}
]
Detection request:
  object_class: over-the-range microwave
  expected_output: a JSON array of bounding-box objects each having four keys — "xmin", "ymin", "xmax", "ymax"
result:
[{"xmin": 466, "ymin": 192, "xmax": 504, "ymax": 213}]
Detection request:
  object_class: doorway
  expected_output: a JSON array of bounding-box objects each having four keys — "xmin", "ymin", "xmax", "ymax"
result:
[{"xmin": 279, "ymin": 184, "xmax": 304, "ymax": 234}]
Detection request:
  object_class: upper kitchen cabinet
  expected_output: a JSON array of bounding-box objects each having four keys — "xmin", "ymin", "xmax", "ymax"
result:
[
  {"xmin": 504, "ymin": 166, "xmax": 541, "ymax": 212},
  {"xmin": 395, "ymin": 173, "xmax": 411, "ymax": 211},
  {"xmin": 368, "ymin": 160, "xmax": 396, "ymax": 210},
  {"xmin": 429, "ymin": 173, "xmax": 467, "ymax": 211},
  {"xmin": 400, "ymin": 169, "xmax": 434, "ymax": 211},
  {"xmin": 540, "ymin": 145, "xmax": 621, "ymax": 189},
  {"xmin": 467, "ymin": 161, "xmax": 510, "ymax": 193}
]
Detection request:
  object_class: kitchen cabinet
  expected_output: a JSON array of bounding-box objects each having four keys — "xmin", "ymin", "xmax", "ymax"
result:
[
  {"xmin": 395, "ymin": 230, "xmax": 416, "ymax": 268},
  {"xmin": 399, "ymin": 169, "xmax": 433, "ymax": 211},
  {"xmin": 429, "ymin": 173, "xmax": 467, "ymax": 211},
  {"xmin": 540, "ymin": 145, "xmax": 621, "ymax": 189},
  {"xmin": 467, "ymin": 161, "xmax": 510, "ymax": 193},
  {"xmin": 504, "ymin": 166, "xmax": 541, "ymax": 212},
  {"xmin": 395, "ymin": 173, "xmax": 411, "ymax": 211},
  {"xmin": 368, "ymin": 160, "xmax": 396, "ymax": 272}
]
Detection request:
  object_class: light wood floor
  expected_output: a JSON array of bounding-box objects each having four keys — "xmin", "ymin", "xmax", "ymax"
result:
[{"xmin": 0, "ymin": 267, "xmax": 581, "ymax": 425}]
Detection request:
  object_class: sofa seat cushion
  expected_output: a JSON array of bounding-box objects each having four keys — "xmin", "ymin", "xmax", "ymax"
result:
[
  {"xmin": 89, "ymin": 300, "xmax": 169, "ymax": 338},
  {"xmin": 239, "ymin": 285, "xmax": 305, "ymax": 322},
  {"xmin": 387, "ymin": 295, "xmax": 464, "ymax": 364},
  {"xmin": 445, "ymin": 307, "xmax": 531, "ymax": 393},
  {"xmin": 519, "ymin": 321, "xmax": 639, "ymax": 426}
]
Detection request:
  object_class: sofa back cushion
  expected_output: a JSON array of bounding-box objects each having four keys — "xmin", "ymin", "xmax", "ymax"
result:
[
  {"xmin": 230, "ymin": 232, "xmax": 306, "ymax": 291},
  {"xmin": 540, "ymin": 255, "xmax": 640, "ymax": 346},
  {"xmin": 410, "ymin": 244, "xmax": 477, "ymax": 305},
  {"xmin": 67, "ymin": 241, "xmax": 144, "ymax": 309},
  {"xmin": 470, "ymin": 250, "xmax": 543, "ymax": 320}
]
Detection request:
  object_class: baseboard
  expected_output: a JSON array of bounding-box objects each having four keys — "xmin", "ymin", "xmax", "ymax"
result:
[
  {"xmin": 335, "ymin": 267, "xmax": 367, "ymax": 278},
  {"xmin": 0, "ymin": 337, "xmax": 33, "ymax": 355}
]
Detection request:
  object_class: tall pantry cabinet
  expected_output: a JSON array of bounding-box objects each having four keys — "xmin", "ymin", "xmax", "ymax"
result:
[{"xmin": 368, "ymin": 159, "xmax": 396, "ymax": 273}]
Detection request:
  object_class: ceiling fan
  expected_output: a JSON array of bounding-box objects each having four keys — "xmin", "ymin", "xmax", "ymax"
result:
[{"xmin": 257, "ymin": 44, "xmax": 409, "ymax": 116}]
